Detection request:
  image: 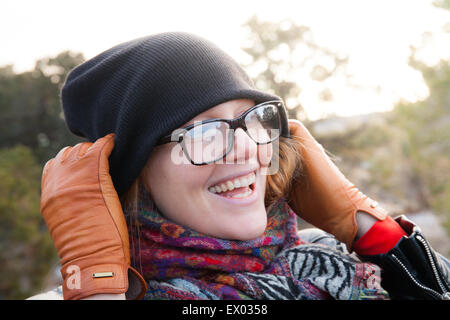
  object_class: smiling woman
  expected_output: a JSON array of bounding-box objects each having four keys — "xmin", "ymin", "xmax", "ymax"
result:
[
  {"xmin": 124, "ymin": 98, "xmax": 302, "ymax": 241},
  {"xmin": 35, "ymin": 31, "xmax": 450, "ymax": 301}
]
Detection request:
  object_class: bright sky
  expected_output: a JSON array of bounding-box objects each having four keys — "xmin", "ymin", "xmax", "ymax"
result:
[{"xmin": 1, "ymin": 0, "xmax": 449, "ymax": 120}]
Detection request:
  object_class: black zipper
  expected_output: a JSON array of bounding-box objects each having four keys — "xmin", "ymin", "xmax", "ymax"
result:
[
  {"xmin": 414, "ymin": 234, "xmax": 449, "ymax": 295},
  {"xmin": 391, "ymin": 254, "xmax": 445, "ymax": 299},
  {"xmin": 390, "ymin": 233, "xmax": 450, "ymax": 300}
]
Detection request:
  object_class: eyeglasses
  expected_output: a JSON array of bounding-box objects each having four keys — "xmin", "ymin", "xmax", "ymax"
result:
[{"xmin": 156, "ymin": 100, "xmax": 286, "ymax": 165}]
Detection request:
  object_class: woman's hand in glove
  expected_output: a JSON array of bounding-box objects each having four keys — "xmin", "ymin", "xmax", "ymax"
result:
[
  {"xmin": 287, "ymin": 119, "xmax": 389, "ymax": 251},
  {"xmin": 40, "ymin": 133, "xmax": 147, "ymax": 300}
]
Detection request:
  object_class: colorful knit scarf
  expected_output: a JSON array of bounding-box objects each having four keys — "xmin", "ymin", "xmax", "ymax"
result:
[{"xmin": 128, "ymin": 181, "xmax": 389, "ymax": 300}]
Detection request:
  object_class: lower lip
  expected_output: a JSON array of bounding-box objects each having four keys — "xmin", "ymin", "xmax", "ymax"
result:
[{"xmin": 208, "ymin": 183, "xmax": 258, "ymax": 206}]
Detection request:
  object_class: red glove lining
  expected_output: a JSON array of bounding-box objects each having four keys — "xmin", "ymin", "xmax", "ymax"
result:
[{"xmin": 353, "ymin": 215, "xmax": 407, "ymax": 255}]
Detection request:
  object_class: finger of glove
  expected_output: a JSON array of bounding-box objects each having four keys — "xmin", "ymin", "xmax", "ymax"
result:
[
  {"xmin": 288, "ymin": 119, "xmax": 328, "ymax": 157},
  {"xmin": 74, "ymin": 141, "xmax": 93, "ymax": 159},
  {"xmin": 54, "ymin": 146, "xmax": 73, "ymax": 164},
  {"xmin": 42, "ymin": 158, "xmax": 54, "ymax": 178},
  {"xmin": 288, "ymin": 119, "xmax": 317, "ymax": 145},
  {"xmin": 62, "ymin": 142, "xmax": 93, "ymax": 162},
  {"xmin": 289, "ymin": 119, "xmax": 344, "ymax": 174},
  {"xmin": 86, "ymin": 133, "xmax": 115, "ymax": 158},
  {"xmin": 41, "ymin": 158, "xmax": 54, "ymax": 195},
  {"xmin": 96, "ymin": 134, "xmax": 129, "ymax": 263}
]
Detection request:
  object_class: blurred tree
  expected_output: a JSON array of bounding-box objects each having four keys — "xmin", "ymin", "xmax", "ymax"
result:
[
  {"xmin": 390, "ymin": 0, "xmax": 450, "ymax": 232},
  {"xmin": 0, "ymin": 51, "xmax": 86, "ymax": 165},
  {"xmin": 0, "ymin": 51, "xmax": 86, "ymax": 299},
  {"xmin": 0, "ymin": 145, "xmax": 57, "ymax": 299},
  {"xmin": 433, "ymin": 0, "xmax": 450, "ymax": 10},
  {"xmin": 241, "ymin": 15, "xmax": 349, "ymax": 122},
  {"xmin": 392, "ymin": 56, "xmax": 450, "ymax": 229}
]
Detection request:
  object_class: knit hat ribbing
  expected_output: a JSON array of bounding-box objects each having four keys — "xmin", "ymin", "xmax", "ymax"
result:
[{"xmin": 61, "ymin": 32, "xmax": 285, "ymax": 196}]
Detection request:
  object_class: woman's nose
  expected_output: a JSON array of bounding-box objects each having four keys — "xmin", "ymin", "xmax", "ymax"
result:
[{"xmin": 223, "ymin": 128, "xmax": 258, "ymax": 164}]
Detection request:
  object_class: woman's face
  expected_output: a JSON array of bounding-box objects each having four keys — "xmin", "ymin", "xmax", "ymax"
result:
[{"xmin": 140, "ymin": 99, "xmax": 273, "ymax": 240}]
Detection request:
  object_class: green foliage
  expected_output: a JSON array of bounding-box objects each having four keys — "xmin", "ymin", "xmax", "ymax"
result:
[
  {"xmin": 0, "ymin": 51, "xmax": 86, "ymax": 166},
  {"xmin": 0, "ymin": 145, "xmax": 57, "ymax": 299},
  {"xmin": 391, "ymin": 58, "xmax": 450, "ymax": 229},
  {"xmin": 433, "ymin": 0, "xmax": 450, "ymax": 10},
  {"xmin": 0, "ymin": 51, "xmax": 85, "ymax": 299}
]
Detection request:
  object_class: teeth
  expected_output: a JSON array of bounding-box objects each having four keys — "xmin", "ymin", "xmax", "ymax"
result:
[
  {"xmin": 230, "ymin": 188, "xmax": 252, "ymax": 198},
  {"xmin": 208, "ymin": 172, "xmax": 256, "ymax": 194}
]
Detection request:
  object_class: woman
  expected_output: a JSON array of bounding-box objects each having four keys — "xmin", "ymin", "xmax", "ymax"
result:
[{"xmin": 37, "ymin": 32, "xmax": 449, "ymax": 300}]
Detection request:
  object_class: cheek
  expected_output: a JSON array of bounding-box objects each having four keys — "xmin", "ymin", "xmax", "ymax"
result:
[{"xmin": 143, "ymin": 144, "xmax": 212, "ymax": 202}]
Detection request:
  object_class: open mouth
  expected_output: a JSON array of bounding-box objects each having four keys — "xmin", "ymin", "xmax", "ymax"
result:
[{"xmin": 208, "ymin": 171, "xmax": 256, "ymax": 199}]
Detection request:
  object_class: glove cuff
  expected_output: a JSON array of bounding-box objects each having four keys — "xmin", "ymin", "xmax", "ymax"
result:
[{"xmin": 61, "ymin": 263, "xmax": 146, "ymax": 300}]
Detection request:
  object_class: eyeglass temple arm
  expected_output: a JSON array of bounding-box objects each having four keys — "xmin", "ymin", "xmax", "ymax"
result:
[
  {"xmin": 156, "ymin": 131, "xmax": 184, "ymax": 145},
  {"xmin": 278, "ymin": 103, "xmax": 291, "ymax": 138}
]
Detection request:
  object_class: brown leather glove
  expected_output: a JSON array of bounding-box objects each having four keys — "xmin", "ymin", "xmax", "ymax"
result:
[
  {"xmin": 287, "ymin": 119, "xmax": 388, "ymax": 251},
  {"xmin": 40, "ymin": 133, "xmax": 147, "ymax": 300}
]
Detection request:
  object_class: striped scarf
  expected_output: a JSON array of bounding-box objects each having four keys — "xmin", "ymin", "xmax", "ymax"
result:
[{"xmin": 128, "ymin": 181, "xmax": 389, "ymax": 300}]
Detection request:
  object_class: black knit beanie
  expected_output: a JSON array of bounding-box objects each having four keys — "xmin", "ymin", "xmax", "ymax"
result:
[{"xmin": 61, "ymin": 32, "xmax": 288, "ymax": 196}]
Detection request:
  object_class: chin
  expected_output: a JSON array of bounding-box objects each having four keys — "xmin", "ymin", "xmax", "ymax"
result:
[
  {"xmin": 225, "ymin": 216, "xmax": 267, "ymax": 241},
  {"xmin": 233, "ymin": 230, "xmax": 266, "ymax": 241}
]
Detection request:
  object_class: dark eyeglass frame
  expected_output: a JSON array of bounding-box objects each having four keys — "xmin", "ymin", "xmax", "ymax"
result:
[{"xmin": 156, "ymin": 100, "xmax": 288, "ymax": 165}]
